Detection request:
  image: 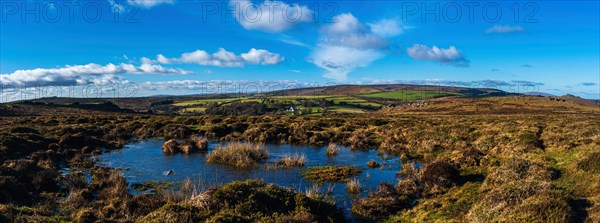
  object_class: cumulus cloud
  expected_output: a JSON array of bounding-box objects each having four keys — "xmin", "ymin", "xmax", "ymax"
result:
[
  {"xmin": 320, "ymin": 13, "xmax": 388, "ymax": 49},
  {"xmin": 310, "ymin": 13, "xmax": 402, "ymax": 81},
  {"xmin": 230, "ymin": 0, "xmax": 313, "ymax": 33},
  {"xmin": 154, "ymin": 48, "xmax": 284, "ymax": 67},
  {"xmin": 0, "ymin": 63, "xmax": 190, "ymax": 87},
  {"xmin": 367, "ymin": 19, "xmax": 411, "ymax": 38},
  {"xmin": 310, "ymin": 45, "xmax": 384, "ymax": 81},
  {"xmin": 241, "ymin": 48, "xmax": 286, "ymax": 65},
  {"xmin": 407, "ymin": 44, "xmax": 469, "ymax": 67},
  {"xmin": 485, "ymin": 25, "xmax": 526, "ymax": 34}
]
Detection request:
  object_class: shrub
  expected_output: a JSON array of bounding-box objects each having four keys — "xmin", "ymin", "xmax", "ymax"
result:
[
  {"xmin": 206, "ymin": 142, "xmax": 269, "ymax": 168},
  {"xmin": 418, "ymin": 160, "xmax": 461, "ymax": 194}
]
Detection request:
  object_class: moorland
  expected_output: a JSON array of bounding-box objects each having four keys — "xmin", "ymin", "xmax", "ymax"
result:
[{"xmin": 0, "ymin": 84, "xmax": 599, "ymax": 222}]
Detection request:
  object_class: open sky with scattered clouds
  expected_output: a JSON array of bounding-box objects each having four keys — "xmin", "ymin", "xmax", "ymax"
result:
[{"xmin": 1, "ymin": 0, "xmax": 599, "ymax": 98}]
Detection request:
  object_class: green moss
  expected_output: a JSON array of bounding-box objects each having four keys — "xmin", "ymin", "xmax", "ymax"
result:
[
  {"xmin": 389, "ymin": 182, "xmax": 481, "ymax": 222},
  {"xmin": 131, "ymin": 181, "xmax": 177, "ymax": 193},
  {"xmin": 302, "ymin": 166, "xmax": 362, "ymax": 183}
]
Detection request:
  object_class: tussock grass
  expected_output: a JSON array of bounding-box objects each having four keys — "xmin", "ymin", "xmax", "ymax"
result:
[
  {"xmin": 326, "ymin": 143, "xmax": 339, "ymax": 156},
  {"xmin": 398, "ymin": 162, "xmax": 417, "ymax": 177},
  {"xmin": 272, "ymin": 153, "xmax": 306, "ymax": 169},
  {"xmin": 366, "ymin": 160, "xmax": 380, "ymax": 168},
  {"xmin": 347, "ymin": 178, "xmax": 361, "ymax": 194},
  {"xmin": 305, "ymin": 185, "xmax": 323, "ymax": 199},
  {"xmin": 206, "ymin": 142, "xmax": 269, "ymax": 168}
]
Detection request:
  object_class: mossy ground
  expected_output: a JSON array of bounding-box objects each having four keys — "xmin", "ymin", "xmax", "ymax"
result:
[
  {"xmin": 0, "ymin": 105, "xmax": 598, "ymax": 222},
  {"xmin": 302, "ymin": 166, "xmax": 362, "ymax": 183}
]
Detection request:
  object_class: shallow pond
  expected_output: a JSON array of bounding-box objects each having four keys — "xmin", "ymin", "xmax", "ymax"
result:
[{"xmin": 96, "ymin": 139, "xmax": 411, "ymax": 221}]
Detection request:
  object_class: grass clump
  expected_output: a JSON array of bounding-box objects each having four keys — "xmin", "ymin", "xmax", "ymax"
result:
[
  {"xmin": 366, "ymin": 160, "xmax": 381, "ymax": 168},
  {"xmin": 272, "ymin": 153, "xmax": 306, "ymax": 169},
  {"xmin": 347, "ymin": 178, "xmax": 361, "ymax": 194},
  {"xmin": 302, "ymin": 166, "xmax": 361, "ymax": 183},
  {"xmin": 139, "ymin": 180, "xmax": 345, "ymax": 223},
  {"xmin": 305, "ymin": 185, "xmax": 324, "ymax": 199},
  {"xmin": 326, "ymin": 143, "xmax": 340, "ymax": 156},
  {"xmin": 206, "ymin": 142, "xmax": 269, "ymax": 168},
  {"xmin": 578, "ymin": 152, "xmax": 600, "ymax": 173},
  {"xmin": 131, "ymin": 181, "xmax": 177, "ymax": 193},
  {"xmin": 352, "ymin": 182, "xmax": 412, "ymax": 221}
]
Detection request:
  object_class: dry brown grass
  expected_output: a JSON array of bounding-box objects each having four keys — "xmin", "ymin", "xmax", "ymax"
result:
[
  {"xmin": 272, "ymin": 153, "xmax": 306, "ymax": 169},
  {"xmin": 326, "ymin": 143, "xmax": 339, "ymax": 156},
  {"xmin": 206, "ymin": 142, "xmax": 269, "ymax": 168},
  {"xmin": 347, "ymin": 178, "xmax": 361, "ymax": 194}
]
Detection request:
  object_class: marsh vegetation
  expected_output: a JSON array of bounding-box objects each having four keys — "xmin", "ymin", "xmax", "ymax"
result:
[{"xmin": 0, "ymin": 94, "xmax": 598, "ymax": 222}]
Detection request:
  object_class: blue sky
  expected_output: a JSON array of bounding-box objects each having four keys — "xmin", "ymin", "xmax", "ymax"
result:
[{"xmin": 1, "ymin": 0, "xmax": 599, "ymax": 99}]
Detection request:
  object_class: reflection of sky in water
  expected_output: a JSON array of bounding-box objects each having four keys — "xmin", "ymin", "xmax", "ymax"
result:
[{"xmin": 96, "ymin": 139, "xmax": 411, "ymax": 222}]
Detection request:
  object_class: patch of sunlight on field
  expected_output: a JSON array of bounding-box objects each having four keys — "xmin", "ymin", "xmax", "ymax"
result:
[
  {"xmin": 180, "ymin": 107, "xmax": 206, "ymax": 113},
  {"xmin": 329, "ymin": 105, "xmax": 366, "ymax": 113}
]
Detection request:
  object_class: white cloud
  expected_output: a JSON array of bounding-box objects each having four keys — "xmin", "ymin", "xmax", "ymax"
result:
[
  {"xmin": 279, "ymin": 34, "xmax": 308, "ymax": 47},
  {"xmin": 127, "ymin": 0, "xmax": 174, "ymax": 8},
  {"xmin": 310, "ymin": 13, "xmax": 400, "ymax": 81},
  {"xmin": 230, "ymin": 0, "xmax": 313, "ymax": 33},
  {"xmin": 367, "ymin": 18, "xmax": 411, "ymax": 38},
  {"xmin": 407, "ymin": 44, "xmax": 469, "ymax": 67},
  {"xmin": 310, "ymin": 45, "xmax": 384, "ymax": 81},
  {"xmin": 321, "ymin": 13, "xmax": 387, "ymax": 49},
  {"xmin": 241, "ymin": 48, "xmax": 285, "ymax": 65},
  {"xmin": 0, "ymin": 63, "xmax": 191, "ymax": 86},
  {"xmin": 155, "ymin": 48, "xmax": 284, "ymax": 67},
  {"xmin": 485, "ymin": 25, "xmax": 526, "ymax": 34}
]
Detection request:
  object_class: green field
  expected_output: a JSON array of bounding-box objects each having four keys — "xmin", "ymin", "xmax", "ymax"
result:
[
  {"xmin": 175, "ymin": 95, "xmax": 382, "ymax": 114},
  {"xmin": 360, "ymin": 90, "xmax": 462, "ymax": 101}
]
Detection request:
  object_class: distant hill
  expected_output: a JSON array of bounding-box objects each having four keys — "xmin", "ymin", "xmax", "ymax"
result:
[
  {"xmin": 4, "ymin": 84, "xmax": 598, "ymax": 116},
  {"xmin": 265, "ymin": 84, "xmax": 512, "ymax": 98},
  {"xmin": 523, "ymin": 92, "xmax": 555, "ymax": 97}
]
